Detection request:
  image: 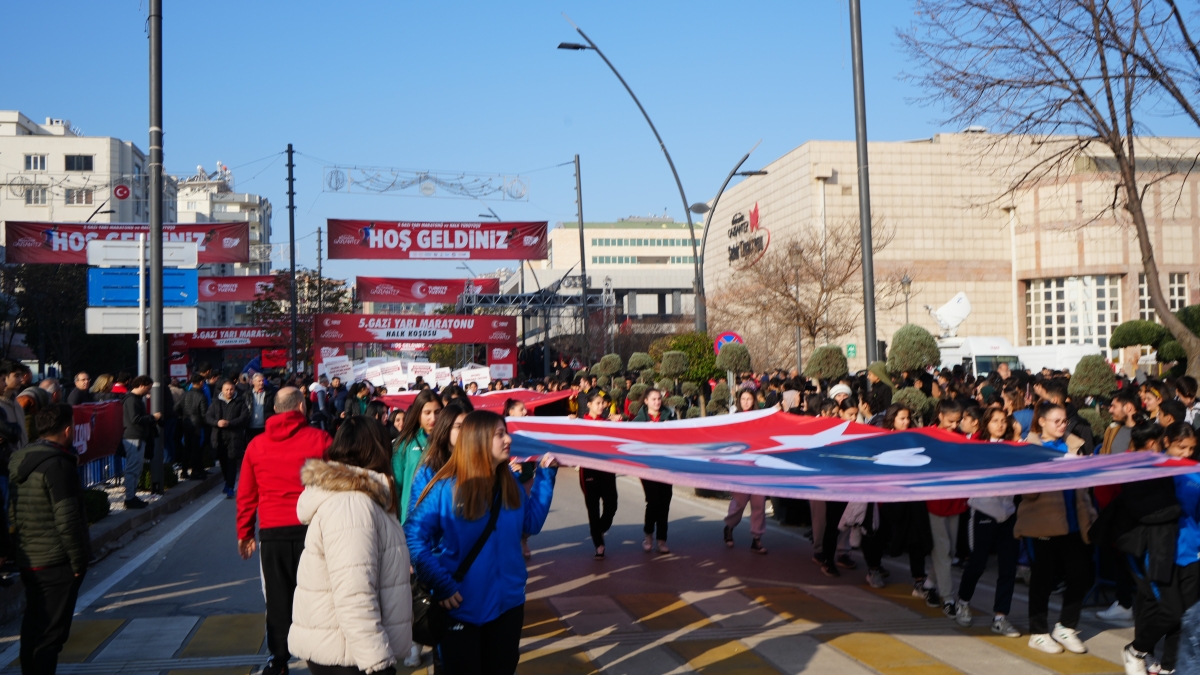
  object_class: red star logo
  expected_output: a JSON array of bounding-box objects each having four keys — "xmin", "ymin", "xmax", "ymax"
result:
[{"xmin": 749, "ymin": 203, "xmax": 760, "ymax": 231}]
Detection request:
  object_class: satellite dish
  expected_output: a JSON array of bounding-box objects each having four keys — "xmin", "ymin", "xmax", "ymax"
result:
[{"xmin": 925, "ymin": 292, "xmax": 972, "ymax": 338}]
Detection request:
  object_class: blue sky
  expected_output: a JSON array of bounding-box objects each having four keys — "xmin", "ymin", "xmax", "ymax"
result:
[{"xmin": 4, "ymin": 1, "xmax": 992, "ymax": 280}]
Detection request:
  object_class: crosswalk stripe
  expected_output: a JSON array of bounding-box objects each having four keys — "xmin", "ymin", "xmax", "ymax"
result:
[
  {"xmin": 824, "ymin": 632, "xmax": 965, "ymax": 674},
  {"xmin": 864, "ymin": 582, "xmax": 950, "ymax": 618},
  {"xmin": 667, "ymin": 639, "xmax": 782, "ymax": 674},
  {"xmin": 92, "ymin": 615, "xmax": 199, "ymax": 661},
  {"xmin": 58, "ymin": 619, "xmax": 124, "ymax": 663},
  {"xmin": 165, "ymin": 668, "xmax": 252, "ymax": 675},
  {"xmin": 957, "ymin": 627, "xmax": 1123, "ymax": 674},
  {"xmin": 616, "ymin": 593, "xmax": 711, "ymax": 632},
  {"xmin": 179, "ymin": 614, "xmax": 265, "ymax": 658},
  {"xmin": 523, "ymin": 598, "xmax": 574, "ymax": 640},
  {"xmin": 518, "ymin": 646, "xmax": 600, "ymax": 674},
  {"xmin": 742, "ymin": 586, "xmax": 856, "ymax": 624},
  {"xmin": 550, "ymin": 596, "xmax": 642, "ymax": 634}
]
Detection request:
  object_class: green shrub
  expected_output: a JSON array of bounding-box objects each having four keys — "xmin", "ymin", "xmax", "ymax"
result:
[
  {"xmin": 655, "ymin": 379, "xmax": 674, "ymax": 394},
  {"xmin": 686, "ymin": 406, "xmax": 702, "ymax": 418},
  {"xmin": 706, "ymin": 399, "xmax": 728, "ymax": 415},
  {"xmin": 893, "ymin": 386, "xmax": 932, "ymax": 423},
  {"xmin": 1068, "ymin": 354, "xmax": 1116, "ymax": 400},
  {"xmin": 804, "ymin": 346, "xmax": 848, "ymax": 381},
  {"xmin": 1159, "ymin": 339, "xmax": 1187, "ymax": 363},
  {"xmin": 711, "ymin": 382, "xmax": 731, "ymax": 404},
  {"xmin": 628, "ymin": 383, "xmax": 648, "ymax": 402},
  {"xmin": 660, "ymin": 351, "xmax": 690, "ymax": 379},
  {"xmin": 1110, "ymin": 320, "xmax": 1168, "ymax": 349},
  {"xmin": 715, "ymin": 343, "xmax": 752, "ymax": 373},
  {"xmin": 640, "ymin": 368, "xmax": 655, "ymax": 384},
  {"xmin": 887, "ymin": 324, "xmax": 941, "ymax": 373},
  {"xmin": 681, "ymin": 381, "xmax": 700, "ymax": 397},
  {"xmin": 593, "ymin": 353, "xmax": 623, "ymax": 378},
  {"xmin": 1077, "ymin": 407, "xmax": 1113, "ymax": 439},
  {"xmin": 627, "ymin": 352, "xmax": 654, "ymax": 372},
  {"xmin": 84, "ymin": 489, "xmax": 110, "ymax": 524},
  {"xmin": 628, "ymin": 401, "xmax": 644, "ymax": 418},
  {"xmin": 666, "ymin": 395, "xmax": 686, "ymax": 412}
]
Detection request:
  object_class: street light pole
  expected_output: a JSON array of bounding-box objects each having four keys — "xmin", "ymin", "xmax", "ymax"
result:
[
  {"xmin": 849, "ymin": 0, "xmax": 878, "ymax": 364},
  {"xmin": 559, "ymin": 19, "xmax": 705, "ymax": 333},
  {"xmin": 286, "ymin": 144, "xmax": 298, "ymax": 379},
  {"xmin": 573, "ymin": 154, "xmax": 591, "ymax": 364},
  {"xmin": 148, "ymin": 0, "xmax": 164, "ymax": 415}
]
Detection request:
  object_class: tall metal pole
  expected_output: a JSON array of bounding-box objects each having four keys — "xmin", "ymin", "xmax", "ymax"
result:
[
  {"xmin": 137, "ymin": 234, "xmax": 147, "ymax": 375},
  {"xmin": 849, "ymin": 0, "xmax": 878, "ymax": 364},
  {"xmin": 286, "ymin": 144, "xmax": 298, "ymax": 377},
  {"xmin": 561, "ymin": 22, "xmax": 706, "ymax": 332},
  {"xmin": 317, "ymin": 226, "xmax": 324, "ymax": 316},
  {"xmin": 148, "ymin": 0, "xmax": 164, "ymax": 412},
  {"xmin": 574, "ymin": 155, "xmax": 590, "ymax": 363}
]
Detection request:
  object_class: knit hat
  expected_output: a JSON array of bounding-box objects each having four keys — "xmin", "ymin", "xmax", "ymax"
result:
[{"xmin": 829, "ymin": 383, "xmax": 854, "ymax": 400}]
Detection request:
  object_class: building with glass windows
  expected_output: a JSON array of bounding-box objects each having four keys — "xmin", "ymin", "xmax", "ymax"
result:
[{"xmin": 703, "ymin": 131, "xmax": 1200, "ymax": 373}]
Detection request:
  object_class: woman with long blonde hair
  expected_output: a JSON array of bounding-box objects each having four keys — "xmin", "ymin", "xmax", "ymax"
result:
[{"xmin": 405, "ymin": 410, "xmax": 557, "ymax": 675}]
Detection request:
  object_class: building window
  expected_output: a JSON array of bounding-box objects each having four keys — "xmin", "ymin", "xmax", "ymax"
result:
[
  {"xmin": 65, "ymin": 188, "xmax": 94, "ymax": 205},
  {"xmin": 24, "ymin": 188, "xmax": 47, "ymax": 205},
  {"xmin": 64, "ymin": 155, "xmax": 93, "ymax": 172},
  {"xmin": 1025, "ymin": 275, "xmax": 1122, "ymax": 361},
  {"xmin": 23, "ymin": 155, "xmax": 46, "ymax": 171},
  {"xmin": 1138, "ymin": 273, "xmax": 1188, "ymax": 321},
  {"xmin": 185, "ymin": 201, "xmax": 198, "ymax": 210}
]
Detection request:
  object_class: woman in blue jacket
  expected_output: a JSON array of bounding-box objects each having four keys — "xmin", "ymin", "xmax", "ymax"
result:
[{"xmin": 405, "ymin": 410, "xmax": 557, "ymax": 675}]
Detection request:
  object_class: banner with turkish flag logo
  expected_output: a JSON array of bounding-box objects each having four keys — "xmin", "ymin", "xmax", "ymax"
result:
[
  {"xmin": 327, "ymin": 219, "xmax": 547, "ymax": 260},
  {"xmin": 5, "ymin": 221, "xmax": 250, "ymax": 264},
  {"xmin": 314, "ymin": 314, "xmax": 515, "ymax": 344},
  {"xmin": 356, "ymin": 276, "xmax": 501, "ymax": 304},
  {"xmin": 488, "ymin": 344, "xmax": 517, "ymax": 380},
  {"xmin": 198, "ymin": 275, "xmax": 275, "ymax": 303},
  {"xmin": 72, "ymin": 401, "xmax": 125, "ymax": 460}
]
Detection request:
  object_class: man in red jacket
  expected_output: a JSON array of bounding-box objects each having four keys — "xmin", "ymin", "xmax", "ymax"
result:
[{"xmin": 235, "ymin": 387, "xmax": 330, "ymax": 675}]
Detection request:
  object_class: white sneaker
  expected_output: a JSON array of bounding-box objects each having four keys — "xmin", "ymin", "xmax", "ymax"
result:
[
  {"xmin": 403, "ymin": 644, "xmax": 422, "ymax": 668},
  {"xmin": 992, "ymin": 616, "xmax": 1021, "ymax": 638},
  {"xmin": 1052, "ymin": 623, "xmax": 1088, "ymax": 654},
  {"xmin": 1097, "ymin": 600, "xmax": 1135, "ymax": 622},
  {"xmin": 1123, "ymin": 643, "xmax": 1148, "ymax": 675},
  {"xmin": 954, "ymin": 599, "xmax": 972, "ymax": 627},
  {"xmin": 1029, "ymin": 634, "xmax": 1064, "ymax": 654}
]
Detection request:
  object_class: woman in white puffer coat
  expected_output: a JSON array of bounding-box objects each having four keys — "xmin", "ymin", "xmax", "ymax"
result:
[{"xmin": 290, "ymin": 416, "xmax": 412, "ymax": 675}]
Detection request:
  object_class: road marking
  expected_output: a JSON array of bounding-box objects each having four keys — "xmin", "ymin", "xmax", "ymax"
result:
[
  {"xmin": 864, "ymin": 581, "xmax": 950, "ymax": 618},
  {"xmin": 741, "ymin": 586, "xmax": 855, "ymax": 625},
  {"xmin": 93, "ymin": 616, "xmax": 199, "ymax": 661},
  {"xmin": 617, "ymin": 593, "xmax": 711, "ymax": 632},
  {"xmin": 517, "ymin": 647, "xmax": 600, "ymax": 675},
  {"xmin": 550, "ymin": 596, "xmax": 641, "ymax": 634},
  {"xmin": 825, "ymin": 632, "xmax": 965, "ymax": 674},
  {"xmin": 668, "ymin": 639, "xmax": 780, "ymax": 674},
  {"xmin": 959, "ymin": 627, "xmax": 1123, "ymax": 674},
  {"xmin": 523, "ymin": 598, "xmax": 574, "ymax": 641},
  {"xmin": 180, "ymin": 614, "xmax": 265, "ymax": 658},
  {"xmin": 745, "ymin": 632, "xmax": 877, "ymax": 675},
  {"xmin": 57, "ymin": 619, "xmax": 124, "ymax": 663}
]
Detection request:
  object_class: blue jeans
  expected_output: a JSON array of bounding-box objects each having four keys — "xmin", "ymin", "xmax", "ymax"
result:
[{"xmin": 122, "ymin": 439, "xmax": 144, "ymax": 500}]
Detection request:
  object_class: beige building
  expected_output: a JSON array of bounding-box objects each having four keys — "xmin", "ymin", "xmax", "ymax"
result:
[{"xmin": 703, "ymin": 132, "xmax": 1200, "ymax": 373}]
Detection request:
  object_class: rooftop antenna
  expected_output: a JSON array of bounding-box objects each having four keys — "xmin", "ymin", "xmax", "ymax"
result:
[{"xmin": 924, "ymin": 292, "xmax": 972, "ymax": 338}]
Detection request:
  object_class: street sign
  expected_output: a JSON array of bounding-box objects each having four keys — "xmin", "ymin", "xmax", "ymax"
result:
[
  {"xmin": 86, "ymin": 307, "xmax": 198, "ymax": 335},
  {"xmin": 87, "ymin": 239, "xmax": 199, "ymax": 268},
  {"xmin": 113, "ymin": 184, "xmax": 131, "ymax": 200},
  {"xmin": 713, "ymin": 331, "xmax": 744, "ymax": 355},
  {"xmin": 88, "ymin": 268, "xmax": 198, "ymax": 307},
  {"xmin": 847, "ymin": 344, "xmax": 857, "ymax": 358}
]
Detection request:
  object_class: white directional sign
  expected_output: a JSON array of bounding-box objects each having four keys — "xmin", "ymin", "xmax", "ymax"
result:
[
  {"xmin": 87, "ymin": 240, "xmax": 199, "ymax": 268},
  {"xmin": 86, "ymin": 307, "xmax": 198, "ymax": 335}
]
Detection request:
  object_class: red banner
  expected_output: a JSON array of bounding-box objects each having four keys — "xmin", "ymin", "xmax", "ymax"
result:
[
  {"xmin": 314, "ymin": 314, "xmax": 516, "ymax": 343},
  {"xmin": 356, "ymin": 276, "xmax": 500, "ymax": 304},
  {"xmin": 379, "ymin": 389, "xmax": 573, "ymax": 414},
  {"xmin": 488, "ymin": 343, "xmax": 518, "ymax": 380},
  {"xmin": 72, "ymin": 401, "xmax": 125, "ymax": 460},
  {"xmin": 327, "ymin": 219, "xmax": 547, "ymax": 260},
  {"xmin": 5, "ymin": 221, "xmax": 251, "ymax": 264},
  {"xmin": 170, "ymin": 326, "xmax": 284, "ymax": 349},
  {"xmin": 198, "ymin": 275, "xmax": 275, "ymax": 303}
]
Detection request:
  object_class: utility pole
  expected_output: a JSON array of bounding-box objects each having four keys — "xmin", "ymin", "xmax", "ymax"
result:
[
  {"xmin": 286, "ymin": 144, "xmax": 298, "ymax": 378},
  {"xmin": 574, "ymin": 155, "xmax": 590, "ymax": 365},
  {"xmin": 148, "ymin": 0, "xmax": 164, "ymax": 412},
  {"xmin": 849, "ymin": 0, "xmax": 878, "ymax": 364},
  {"xmin": 316, "ymin": 226, "xmax": 323, "ymax": 316}
]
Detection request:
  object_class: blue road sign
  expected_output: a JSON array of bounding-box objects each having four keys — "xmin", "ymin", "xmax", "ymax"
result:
[{"xmin": 88, "ymin": 268, "xmax": 198, "ymax": 307}]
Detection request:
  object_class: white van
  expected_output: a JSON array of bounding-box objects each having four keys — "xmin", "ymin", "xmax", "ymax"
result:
[
  {"xmin": 937, "ymin": 336, "xmax": 1023, "ymax": 377},
  {"xmin": 1014, "ymin": 344, "xmax": 1102, "ymax": 374}
]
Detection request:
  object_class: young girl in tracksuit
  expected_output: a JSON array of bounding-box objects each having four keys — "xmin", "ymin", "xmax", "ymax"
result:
[{"xmin": 579, "ymin": 391, "xmax": 618, "ymax": 559}]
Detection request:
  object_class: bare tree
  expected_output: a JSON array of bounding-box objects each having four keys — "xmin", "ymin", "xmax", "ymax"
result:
[
  {"xmin": 710, "ymin": 217, "xmax": 906, "ymax": 368},
  {"xmin": 900, "ymin": 0, "xmax": 1200, "ymax": 375}
]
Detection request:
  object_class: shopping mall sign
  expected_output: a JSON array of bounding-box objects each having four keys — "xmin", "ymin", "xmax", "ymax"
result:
[{"xmin": 727, "ymin": 203, "xmax": 769, "ymax": 265}]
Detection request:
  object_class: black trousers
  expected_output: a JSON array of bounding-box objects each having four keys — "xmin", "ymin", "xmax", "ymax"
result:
[
  {"xmin": 580, "ymin": 469, "xmax": 617, "ymax": 548},
  {"xmin": 20, "ymin": 564, "xmax": 84, "ymax": 675},
  {"xmin": 438, "ymin": 603, "xmax": 524, "ymax": 675},
  {"xmin": 958, "ymin": 510, "xmax": 1018, "ymax": 615},
  {"xmin": 259, "ymin": 525, "xmax": 307, "ymax": 666},
  {"xmin": 1028, "ymin": 532, "xmax": 1093, "ymax": 635},
  {"xmin": 179, "ymin": 421, "xmax": 205, "ymax": 476},
  {"xmin": 307, "ymin": 664, "xmax": 396, "ymax": 675},
  {"xmin": 1132, "ymin": 561, "xmax": 1200, "ymax": 670},
  {"xmin": 822, "ymin": 501, "xmax": 848, "ymax": 566},
  {"xmin": 213, "ymin": 439, "xmax": 240, "ymax": 489},
  {"xmin": 1100, "ymin": 545, "xmax": 1136, "ymax": 609},
  {"xmin": 641, "ymin": 480, "xmax": 672, "ymax": 541},
  {"xmin": 860, "ymin": 504, "xmax": 887, "ymax": 569}
]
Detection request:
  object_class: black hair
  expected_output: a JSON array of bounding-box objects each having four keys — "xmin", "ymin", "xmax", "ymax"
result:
[
  {"xmin": 326, "ymin": 416, "xmax": 394, "ymax": 509},
  {"xmin": 190, "ymin": 373, "xmax": 204, "ymax": 385},
  {"xmin": 115, "ymin": 371, "xmax": 132, "ymax": 384},
  {"xmin": 504, "ymin": 398, "xmax": 526, "ymax": 415},
  {"xmin": 397, "ymin": 389, "xmax": 442, "ymax": 446},
  {"xmin": 1159, "ymin": 399, "xmax": 1187, "ymax": 425},
  {"xmin": 935, "ymin": 398, "xmax": 964, "ymax": 418},
  {"xmin": 130, "ymin": 375, "xmax": 154, "ymax": 390},
  {"xmin": 1176, "ymin": 376, "xmax": 1199, "ymax": 401},
  {"xmin": 421, "ymin": 400, "xmax": 472, "ymax": 473},
  {"xmin": 1113, "ymin": 386, "xmax": 1145, "ymax": 413},
  {"xmin": 882, "ymin": 403, "xmax": 911, "ymax": 430},
  {"xmin": 1131, "ymin": 421, "xmax": 1165, "ymax": 451},
  {"xmin": 364, "ymin": 400, "xmax": 389, "ymax": 422},
  {"xmin": 35, "ymin": 403, "xmax": 73, "ymax": 438},
  {"xmin": 962, "ymin": 405, "xmax": 984, "ymax": 426},
  {"xmin": 584, "ymin": 390, "xmax": 608, "ymax": 406},
  {"xmin": 1165, "ymin": 422, "xmax": 1197, "ymax": 455},
  {"xmin": 1041, "ymin": 378, "xmax": 1069, "ymax": 403}
]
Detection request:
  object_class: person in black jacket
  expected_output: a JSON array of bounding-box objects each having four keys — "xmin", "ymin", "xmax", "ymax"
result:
[
  {"xmin": 121, "ymin": 376, "xmax": 159, "ymax": 510},
  {"xmin": 242, "ymin": 373, "xmax": 276, "ymax": 444},
  {"xmin": 174, "ymin": 374, "xmax": 209, "ymax": 480},
  {"xmin": 10, "ymin": 403, "xmax": 86, "ymax": 675},
  {"xmin": 206, "ymin": 380, "xmax": 248, "ymax": 498}
]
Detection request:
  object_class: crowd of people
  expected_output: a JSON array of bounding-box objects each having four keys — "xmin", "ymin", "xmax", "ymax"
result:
[{"xmin": 4, "ymin": 352, "xmax": 1200, "ymax": 674}]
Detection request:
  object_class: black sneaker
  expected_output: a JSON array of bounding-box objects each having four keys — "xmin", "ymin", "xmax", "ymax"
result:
[
  {"xmin": 262, "ymin": 657, "xmax": 289, "ymax": 675},
  {"xmin": 124, "ymin": 497, "xmax": 148, "ymax": 510},
  {"xmin": 723, "ymin": 526, "xmax": 734, "ymax": 548},
  {"xmin": 820, "ymin": 562, "xmax": 841, "ymax": 577},
  {"xmin": 750, "ymin": 537, "xmax": 768, "ymax": 555},
  {"xmin": 151, "ymin": 483, "xmax": 164, "ymax": 495},
  {"xmin": 923, "ymin": 587, "xmax": 942, "ymax": 608},
  {"xmin": 942, "ymin": 601, "xmax": 956, "ymax": 618},
  {"xmin": 836, "ymin": 554, "xmax": 857, "ymax": 570}
]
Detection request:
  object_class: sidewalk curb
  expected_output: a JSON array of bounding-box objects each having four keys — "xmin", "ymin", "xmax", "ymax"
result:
[{"xmin": 0, "ymin": 473, "xmax": 224, "ymax": 625}]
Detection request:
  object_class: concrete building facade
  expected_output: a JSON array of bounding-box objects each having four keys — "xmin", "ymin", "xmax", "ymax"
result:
[{"xmin": 703, "ymin": 132, "xmax": 1200, "ymax": 373}]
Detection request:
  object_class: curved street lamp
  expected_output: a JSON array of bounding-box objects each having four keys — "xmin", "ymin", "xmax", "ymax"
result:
[
  {"xmin": 688, "ymin": 143, "xmax": 767, "ymax": 306},
  {"xmin": 558, "ymin": 17, "xmax": 707, "ymax": 332}
]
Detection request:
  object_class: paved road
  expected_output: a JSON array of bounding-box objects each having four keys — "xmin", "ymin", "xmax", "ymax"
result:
[{"xmin": 0, "ymin": 472, "xmax": 1136, "ymax": 674}]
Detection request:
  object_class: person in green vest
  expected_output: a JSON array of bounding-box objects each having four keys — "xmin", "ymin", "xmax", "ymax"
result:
[{"xmin": 392, "ymin": 389, "xmax": 443, "ymax": 523}]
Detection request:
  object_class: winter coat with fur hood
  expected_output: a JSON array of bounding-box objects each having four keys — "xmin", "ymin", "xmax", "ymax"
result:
[{"xmin": 289, "ymin": 459, "xmax": 412, "ymax": 673}]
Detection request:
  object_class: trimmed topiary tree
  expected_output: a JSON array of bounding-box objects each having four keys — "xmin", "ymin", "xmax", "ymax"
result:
[
  {"xmin": 711, "ymin": 382, "xmax": 731, "ymax": 405},
  {"xmin": 892, "ymin": 386, "xmax": 933, "ymax": 425},
  {"xmin": 1077, "ymin": 407, "xmax": 1113, "ymax": 438},
  {"xmin": 593, "ymin": 353, "xmax": 623, "ymax": 379},
  {"xmin": 628, "ymin": 401, "xmax": 644, "ymax": 418},
  {"xmin": 706, "ymin": 399, "xmax": 728, "ymax": 415},
  {"xmin": 686, "ymin": 406, "xmax": 702, "ymax": 418},
  {"xmin": 640, "ymin": 368, "xmax": 655, "ymax": 384},
  {"xmin": 887, "ymin": 324, "xmax": 941, "ymax": 374},
  {"xmin": 804, "ymin": 345, "xmax": 848, "ymax": 381},
  {"xmin": 1110, "ymin": 320, "xmax": 1169, "ymax": 350},
  {"xmin": 628, "ymin": 352, "xmax": 654, "ymax": 372},
  {"xmin": 666, "ymin": 395, "xmax": 686, "ymax": 413},
  {"xmin": 655, "ymin": 379, "xmax": 674, "ymax": 394},
  {"xmin": 715, "ymin": 343, "xmax": 752, "ymax": 374},
  {"xmin": 1068, "ymin": 354, "xmax": 1117, "ymax": 401},
  {"xmin": 660, "ymin": 351, "xmax": 690, "ymax": 378},
  {"xmin": 628, "ymin": 383, "xmax": 648, "ymax": 403}
]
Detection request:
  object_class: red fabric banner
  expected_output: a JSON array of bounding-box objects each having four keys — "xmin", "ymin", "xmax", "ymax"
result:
[
  {"xmin": 327, "ymin": 219, "xmax": 547, "ymax": 260},
  {"xmin": 356, "ymin": 276, "xmax": 501, "ymax": 304},
  {"xmin": 72, "ymin": 401, "xmax": 125, "ymax": 460},
  {"xmin": 379, "ymin": 389, "xmax": 572, "ymax": 413},
  {"xmin": 487, "ymin": 343, "xmax": 518, "ymax": 380},
  {"xmin": 198, "ymin": 275, "xmax": 275, "ymax": 302},
  {"xmin": 170, "ymin": 326, "xmax": 284, "ymax": 349},
  {"xmin": 314, "ymin": 314, "xmax": 516, "ymax": 343},
  {"xmin": 5, "ymin": 221, "xmax": 251, "ymax": 264}
]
